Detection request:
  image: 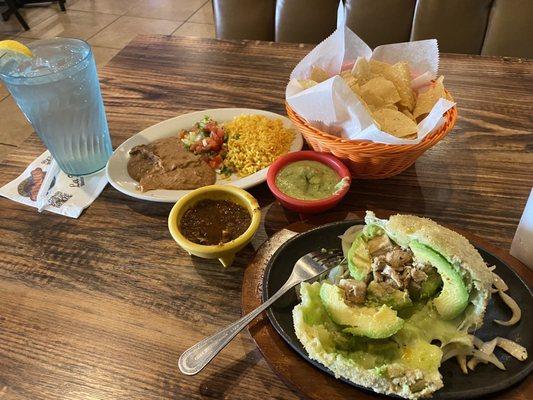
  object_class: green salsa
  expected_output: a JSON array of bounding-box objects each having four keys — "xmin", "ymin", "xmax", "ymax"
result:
[{"xmin": 275, "ymin": 160, "xmax": 342, "ymax": 200}]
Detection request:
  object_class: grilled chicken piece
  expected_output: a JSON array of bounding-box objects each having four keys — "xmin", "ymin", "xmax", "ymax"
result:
[
  {"xmin": 411, "ymin": 268, "xmax": 428, "ymax": 283},
  {"xmin": 339, "ymin": 279, "xmax": 367, "ymax": 305},
  {"xmin": 367, "ymin": 235, "xmax": 394, "ymax": 256},
  {"xmin": 373, "ymin": 269, "xmax": 383, "ymax": 283},
  {"xmin": 370, "ymin": 244, "xmax": 425, "ymax": 290},
  {"xmin": 382, "ymin": 265, "xmax": 404, "ymax": 289},
  {"xmin": 386, "ymin": 249, "xmax": 413, "ymax": 270}
]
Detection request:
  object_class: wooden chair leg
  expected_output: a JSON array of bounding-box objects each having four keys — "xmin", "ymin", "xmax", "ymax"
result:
[
  {"xmin": 2, "ymin": 8, "xmax": 12, "ymax": 22},
  {"xmin": 13, "ymin": 9, "xmax": 29, "ymax": 30},
  {"xmin": 5, "ymin": 0, "xmax": 29, "ymax": 30}
]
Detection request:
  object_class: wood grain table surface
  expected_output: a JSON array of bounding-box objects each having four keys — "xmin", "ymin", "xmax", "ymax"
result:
[{"xmin": 0, "ymin": 36, "xmax": 531, "ymax": 400}]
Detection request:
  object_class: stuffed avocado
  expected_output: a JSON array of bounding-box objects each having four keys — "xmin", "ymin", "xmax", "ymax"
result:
[{"xmin": 292, "ymin": 211, "xmax": 521, "ymax": 399}]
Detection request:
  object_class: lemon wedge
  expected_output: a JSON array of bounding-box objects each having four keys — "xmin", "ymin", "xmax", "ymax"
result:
[{"xmin": 0, "ymin": 40, "xmax": 33, "ymax": 58}]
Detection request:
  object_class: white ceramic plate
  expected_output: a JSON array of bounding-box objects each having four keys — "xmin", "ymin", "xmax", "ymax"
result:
[{"xmin": 106, "ymin": 108, "xmax": 304, "ymax": 203}]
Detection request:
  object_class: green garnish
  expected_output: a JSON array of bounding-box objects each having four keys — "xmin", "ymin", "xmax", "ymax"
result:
[
  {"xmin": 219, "ymin": 165, "xmax": 234, "ymax": 176},
  {"xmin": 198, "ymin": 115, "xmax": 211, "ymax": 130}
]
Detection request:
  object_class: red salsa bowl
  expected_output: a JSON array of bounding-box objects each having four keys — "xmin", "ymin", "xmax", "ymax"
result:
[{"xmin": 266, "ymin": 151, "xmax": 351, "ymax": 214}]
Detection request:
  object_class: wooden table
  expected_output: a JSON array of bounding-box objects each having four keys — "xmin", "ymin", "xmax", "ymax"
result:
[{"xmin": 0, "ymin": 36, "xmax": 531, "ymax": 400}]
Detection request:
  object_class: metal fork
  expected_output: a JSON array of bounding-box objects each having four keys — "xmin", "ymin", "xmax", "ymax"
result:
[{"xmin": 178, "ymin": 249, "xmax": 343, "ymax": 375}]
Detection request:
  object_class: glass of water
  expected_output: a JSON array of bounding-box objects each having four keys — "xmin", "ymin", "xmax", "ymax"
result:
[{"xmin": 0, "ymin": 38, "xmax": 112, "ymax": 176}]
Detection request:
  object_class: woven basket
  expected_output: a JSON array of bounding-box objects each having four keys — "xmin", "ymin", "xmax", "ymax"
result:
[{"xmin": 286, "ymin": 102, "xmax": 457, "ymax": 179}]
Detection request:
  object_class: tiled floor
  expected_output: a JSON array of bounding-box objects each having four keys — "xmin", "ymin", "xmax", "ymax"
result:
[{"xmin": 0, "ymin": 0, "xmax": 215, "ymax": 162}]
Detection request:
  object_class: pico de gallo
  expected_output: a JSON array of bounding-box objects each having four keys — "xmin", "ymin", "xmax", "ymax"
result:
[{"xmin": 179, "ymin": 116, "xmax": 233, "ymax": 175}]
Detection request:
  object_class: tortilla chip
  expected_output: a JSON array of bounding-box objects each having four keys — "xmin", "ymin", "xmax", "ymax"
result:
[
  {"xmin": 391, "ymin": 62, "xmax": 416, "ymax": 111},
  {"xmin": 360, "ymin": 91, "xmax": 388, "ymax": 111},
  {"xmin": 339, "ymin": 75, "xmax": 374, "ymax": 114},
  {"xmin": 369, "ymin": 60, "xmax": 415, "ymax": 111},
  {"xmin": 342, "ymin": 74, "xmax": 358, "ymax": 90},
  {"xmin": 361, "ymin": 76, "xmax": 401, "ymax": 105},
  {"xmin": 373, "ymin": 108, "xmax": 418, "ymax": 137},
  {"xmin": 354, "ymin": 91, "xmax": 375, "ymax": 116},
  {"xmin": 403, "ymin": 133, "xmax": 418, "ymax": 140},
  {"xmin": 297, "ymin": 79, "xmax": 318, "ymax": 90},
  {"xmin": 339, "ymin": 70, "xmax": 353, "ymax": 80},
  {"xmin": 351, "ymin": 57, "xmax": 373, "ymax": 85},
  {"xmin": 445, "ymin": 89, "xmax": 454, "ymax": 102},
  {"xmin": 382, "ymin": 103, "xmax": 399, "ymax": 111},
  {"xmin": 360, "ymin": 91, "xmax": 401, "ymax": 112},
  {"xmin": 399, "ymin": 107, "xmax": 415, "ymax": 121},
  {"xmin": 369, "ymin": 59, "xmax": 393, "ymax": 76},
  {"xmin": 413, "ymin": 76, "xmax": 446, "ymax": 120},
  {"xmin": 310, "ymin": 66, "xmax": 330, "ymax": 83}
]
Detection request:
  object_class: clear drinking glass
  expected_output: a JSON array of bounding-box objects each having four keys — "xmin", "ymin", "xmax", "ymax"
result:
[{"xmin": 0, "ymin": 38, "xmax": 112, "ymax": 176}]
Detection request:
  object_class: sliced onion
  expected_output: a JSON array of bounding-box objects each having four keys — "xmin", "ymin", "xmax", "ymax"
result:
[
  {"xmin": 494, "ymin": 290, "xmax": 521, "ymax": 326},
  {"xmin": 442, "ymin": 347, "xmax": 461, "ymax": 362},
  {"xmin": 496, "ymin": 337, "xmax": 528, "ymax": 361},
  {"xmin": 338, "ymin": 225, "xmax": 364, "ymax": 258},
  {"xmin": 492, "ymin": 272, "xmax": 508, "ymax": 292},
  {"xmin": 488, "ymin": 265, "xmax": 497, "ymax": 272},
  {"xmin": 468, "ymin": 336, "xmax": 528, "ymax": 371},
  {"xmin": 447, "ymin": 335, "xmax": 473, "ymax": 348},
  {"xmin": 457, "ymin": 354, "xmax": 468, "ymax": 374},
  {"xmin": 338, "ymin": 224, "xmax": 362, "ymax": 242},
  {"xmin": 468, "ymin": 338, "xmax": 498, "ymax": 370},
  {"xmin": 327, "ymin": 265, "xmax": 345, "ymax": 284},
  {"xmin": 470, "ymin": 350, "xmax": 506, "ymax": 370},
  {"xmin": 441, "ymin": 343, "xmax": 472, "ymax": 362},
  {"xmin": 478, "ymin": 338, "xmax": 498, "ymax": 356},
  {"xmin": 470, "ymin": 335, "xmax": 484, "ymax": 349},
  {"xmin": 467, "ymin": 356, "xmax": 480, "ymax": 370}
]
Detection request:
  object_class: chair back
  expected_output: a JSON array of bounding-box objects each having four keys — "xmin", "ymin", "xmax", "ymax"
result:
[{"xmin": 212, "ymin": 0, "xmax": 533, "ymax": 57}]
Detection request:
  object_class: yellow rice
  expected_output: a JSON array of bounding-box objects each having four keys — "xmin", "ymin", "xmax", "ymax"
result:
[{"xmin": 224, "ymin": 114, "xmax": 294, "ymax": 177}]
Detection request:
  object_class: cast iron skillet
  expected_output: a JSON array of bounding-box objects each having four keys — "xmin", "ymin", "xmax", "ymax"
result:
[{"xmin": 262, "ymin": 220, "xmax": 532, "ymax": 399}]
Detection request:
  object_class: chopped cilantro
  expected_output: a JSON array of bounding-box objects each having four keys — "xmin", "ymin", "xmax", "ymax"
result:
[
  {"xmin": 198, "ymin": 115, "xmax": 211, "ymax": 130},
  {"xmin": 219, "ymin": 165, "xmax": 234, "ymax": 176}
]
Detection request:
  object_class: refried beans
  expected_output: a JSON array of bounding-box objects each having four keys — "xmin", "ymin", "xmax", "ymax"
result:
[{"xmin": 127, "ymin": 136, "xmax": 216, "ymax": 192}]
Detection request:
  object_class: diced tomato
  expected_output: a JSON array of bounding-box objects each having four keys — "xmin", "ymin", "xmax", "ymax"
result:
[
  {"xmin": 207, "ymin": 156, "xmax": 222, "ymax": 169},
  {"xmin": 204, "ymin": 137, "xmax": 217, "ymax": 151},
  {"xmin": 214, "ymin": 128, "xmax": 225, "ymax": 139},
  {"xmin": 184, "ymin": 119, "xmax": 227, "ymax": 167},
  {"xmin": 209, "ymin": 133, "xmax": 219, "ymax": 144},
  {"xmin": 210, "ymin": 154, "xmax": 223, "ymax": 168},
  {"xmin": 204, "ymin": 122, "xmax": 217, "ymax": 132}
]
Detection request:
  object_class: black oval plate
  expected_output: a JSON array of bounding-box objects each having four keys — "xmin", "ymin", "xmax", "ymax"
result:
[{"xmin": 262, "ymin": 220, "xmax": 532, "ymax": 399}]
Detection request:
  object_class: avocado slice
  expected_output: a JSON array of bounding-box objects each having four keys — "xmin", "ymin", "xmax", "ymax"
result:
[
  {"xmin": 367, "ymin": 281, "xmax": 412, "ymax": 310},
  {"xmin": 409, "ymin": 241, "xmax": 468, "ymax": 320},
  {"xmin": 347, "ymin": 232, "xmax": 371, "ymax": 281},
  {"xmin": 362, "ymin": 224, "xmax": 384, "ymax": 239},
  {"xmin": 319, "ymin": 282, "xmax": 404, "ymax": 339},
  {"xmin": 409, "ymin": 271, "xmax": 443, "ymax": 301}
]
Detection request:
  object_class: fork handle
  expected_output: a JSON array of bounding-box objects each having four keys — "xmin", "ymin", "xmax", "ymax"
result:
[{"xmin": 178, "ymin": 280, "xmax": 295, "ymax": 375}]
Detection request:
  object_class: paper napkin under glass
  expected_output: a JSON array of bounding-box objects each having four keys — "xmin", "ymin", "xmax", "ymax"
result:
[{"xmin": 0, "ymin": 151, "xmax": 108, "ymax": 218}]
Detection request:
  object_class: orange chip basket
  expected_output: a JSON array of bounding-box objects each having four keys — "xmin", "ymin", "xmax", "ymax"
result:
[{"xmin": 285, "ymin": 99, "xmax": 457, "ymax": 179}]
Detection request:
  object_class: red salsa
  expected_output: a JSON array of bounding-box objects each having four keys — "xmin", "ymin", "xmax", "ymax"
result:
[{"xmin": 179, "ymin": 199, "xmax": 251, "ymax": 245}]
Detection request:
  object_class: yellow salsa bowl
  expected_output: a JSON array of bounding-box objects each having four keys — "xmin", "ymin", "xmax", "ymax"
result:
[{"xmin": 168, "ymin": 185, "xmax": 261, "ymax": 267}]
